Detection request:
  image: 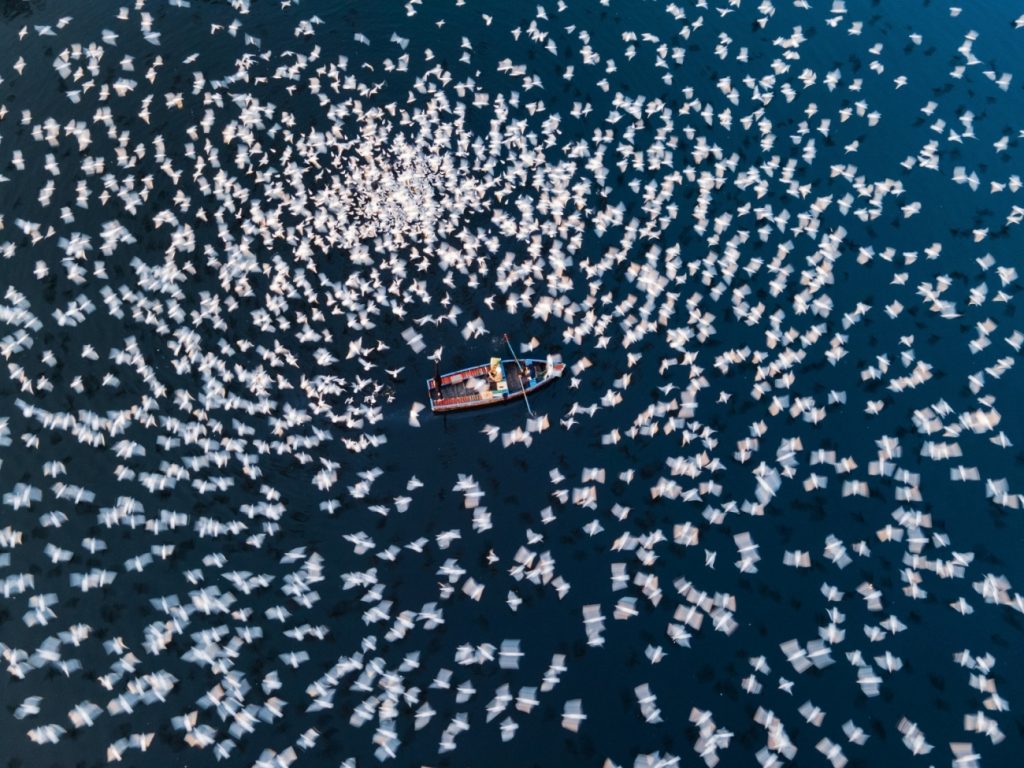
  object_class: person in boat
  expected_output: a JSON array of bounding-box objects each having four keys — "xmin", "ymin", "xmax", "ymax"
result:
[{"xmin": 489, "ymin": 357, "xmax": 503, "ymax": 385}]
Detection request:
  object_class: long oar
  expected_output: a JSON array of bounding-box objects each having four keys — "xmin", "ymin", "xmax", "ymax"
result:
[{"xmin": 503, "ymin": 333, "xmax": 534, "ymax": 417}]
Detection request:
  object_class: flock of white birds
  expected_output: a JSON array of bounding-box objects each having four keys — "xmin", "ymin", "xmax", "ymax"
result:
[{"xmin": 0, "ymin": 0, "xmax": 1021, "ymax": 766}]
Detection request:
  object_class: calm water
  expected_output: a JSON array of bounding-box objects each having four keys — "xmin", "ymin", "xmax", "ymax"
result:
[{"xmin": 0, "ymin": 1, "xmax": 1021, "ymax": 766}]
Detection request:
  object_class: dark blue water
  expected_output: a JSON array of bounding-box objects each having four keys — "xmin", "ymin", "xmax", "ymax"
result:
[{"xmin": 0, "ymin": 1, "xmax": 1021, "ymax": 766}]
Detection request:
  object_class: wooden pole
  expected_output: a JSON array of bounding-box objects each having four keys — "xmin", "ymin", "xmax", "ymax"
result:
[{"xmin": 503, "ymin": 334, "xmax": 534, "ymax": 416}]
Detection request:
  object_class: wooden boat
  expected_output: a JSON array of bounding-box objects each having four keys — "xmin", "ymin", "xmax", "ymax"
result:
[{"xmin": 427, "ymin": 357, "xmax": 566, "ymax": 413}]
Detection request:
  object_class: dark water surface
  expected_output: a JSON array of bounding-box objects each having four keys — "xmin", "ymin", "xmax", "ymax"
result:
[{"xmin": 0, "ymin": 1, "xmax": 1022, "ymax": 767}]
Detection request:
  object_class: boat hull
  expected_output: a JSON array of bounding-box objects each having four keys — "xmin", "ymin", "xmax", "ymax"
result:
[{"xmin": 426, "ymin": 359, "xmax": 565, "ymax": 413}]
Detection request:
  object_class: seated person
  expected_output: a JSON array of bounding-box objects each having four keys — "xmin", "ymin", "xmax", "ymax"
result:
[{"xmin": 489, "ymin": 358, "xmax": 503, "ymax": 385}]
